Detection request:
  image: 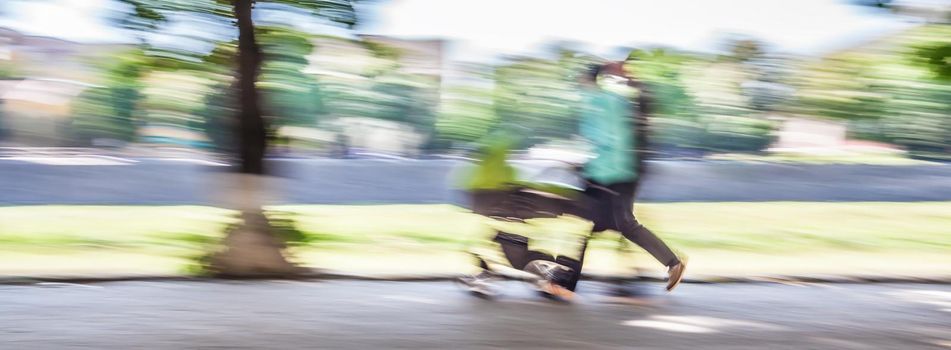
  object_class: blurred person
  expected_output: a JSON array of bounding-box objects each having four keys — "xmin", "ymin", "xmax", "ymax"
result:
[
  {"xmin": 569, "ymin": 63, "xmax": 686, "ymax": 292},
  {"xmin": 459, "ymin": 64, "xmax": 686, "ymax": 299},
  {"xmin": 461, "ymin": 63, "xmax": 686, "ymax": 299},
  {"xmin": 603, "ymin": 59, "xmax": 653, "ymax": 198},
  {"xmin": 600, "ymin": 58, "xmax": 657, "ymax": 294}
]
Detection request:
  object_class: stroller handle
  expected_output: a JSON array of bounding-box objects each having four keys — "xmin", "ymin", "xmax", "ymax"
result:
[{"xmin": 512, "ymin": 160, "xmax": 586, "ymax": 191}]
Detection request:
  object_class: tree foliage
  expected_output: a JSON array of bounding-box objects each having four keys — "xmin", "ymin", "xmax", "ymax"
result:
[{"xmin": 71, "ymin": 50, "xmax": 146, "ymax": 144}]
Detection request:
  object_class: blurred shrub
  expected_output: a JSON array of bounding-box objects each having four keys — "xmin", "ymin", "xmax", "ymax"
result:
[
  {"xmin": 258, "ymin": 27, "xmax": 325, "ymax": 128},
  {"xmin": 368, "ymin": 72, "xmax": 438, "ymax": 145},
  {"xmin": 0, "ymin": 62, "xmax": 16, "ymax": 79},
  {"xmin": 701, "ymin": 115, "xmax": 776, "ymax": 153},
  {"xmin": 70, "ymin": 51, "xmax": 145, "ymax": 145},
  {"xmin": 493, "ymin": 54, "xmax": 584, "ymax": 143},
  {"xmin": 912, "ymin": 42, "xmax": 951, "ymax": 82},
  {"xmin": 195, "ymin": 81, "xmax": 237, "ymax": 152},
  {"xmin": 436, "ymin": 85, "xmax": 498, "ymax": 145},
  {"xmin": 72, "ymin": 87, "xmax": 138, "ymax": 145},
  {"xmin": 267, "ymin": 211, "xmax": 310, "ymax": 246},
  {"xmin": 793, "ymin": 25, "xmax": 951, "ymax": 157},
  {"xmin": 137, "ymin": 72, "xmax": 212, "ymax": 147},
  {"xmin": 652, "ymin": 117, "xmax": 706, "ymax": 150}
]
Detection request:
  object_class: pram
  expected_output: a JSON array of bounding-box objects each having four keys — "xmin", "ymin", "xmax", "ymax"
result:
[
  {"xmin": 456, "ymin": 134, "xmax": 639, "ymax": 299},
  {"xmin": 466, "ymin": 164, "xmax": 589, "ymax": 296}
]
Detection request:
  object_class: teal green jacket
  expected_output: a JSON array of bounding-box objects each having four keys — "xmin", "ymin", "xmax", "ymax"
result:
[{"xmin": 579, "ymin": 88, "xmax": 637, "ymax": 185}]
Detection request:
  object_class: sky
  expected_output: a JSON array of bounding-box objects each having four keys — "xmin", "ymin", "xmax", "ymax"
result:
[{"xmin": 0, "ymin": 0, "xmax": 928, "ymax": 62}]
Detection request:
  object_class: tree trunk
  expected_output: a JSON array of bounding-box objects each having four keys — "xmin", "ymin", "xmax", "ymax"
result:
[
  {"xmin": 234, "ymin": 0, "xmax": 266, "ymax": 175},
  {"xmin": 209, "ymin": 0, "xmax": 300, "ymax": 277}
]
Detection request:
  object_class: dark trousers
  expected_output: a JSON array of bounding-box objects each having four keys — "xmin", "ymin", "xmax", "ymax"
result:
[{"xmin": 586, "ymin": 181, "xmax": 679, "ymax": 266}]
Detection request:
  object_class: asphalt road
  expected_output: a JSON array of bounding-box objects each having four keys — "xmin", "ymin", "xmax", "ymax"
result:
[
  {"xmin": 1, "ymin": 281, "xmax": 949, "ymax": 349},
  {"xmin": 2, "ymin": 158, "xmax": 951, "ymax": 204}
]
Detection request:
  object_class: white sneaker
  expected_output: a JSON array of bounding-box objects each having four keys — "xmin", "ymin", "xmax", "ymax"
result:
[{"xmin": 457, "ymin": 271, "xmax": 499, "ymax": 298}]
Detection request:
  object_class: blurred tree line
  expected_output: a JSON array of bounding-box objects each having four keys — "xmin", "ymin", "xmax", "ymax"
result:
[
  {"xmin": 792, "ymin": 24, "xmax": 951, "ymax": 159},
  {"xmin": 69, "ymin": 20, "xmax": 326, "ymax": 149},
  {"xmin": 435, "ymin": 39, "xmax": 790, "ymax": 155},
  {"xmin": 61, "ymin": 4, "xmax": 950, "ymax": 159},
  {"xmin": 438, "ymin": 26, "xmax": 949, "ymax": 159},
  {"xmin": 70, "ymin": 23, "xmax": 438, "ymax": 154}
]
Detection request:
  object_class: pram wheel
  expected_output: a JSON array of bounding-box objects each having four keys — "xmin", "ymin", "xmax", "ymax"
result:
[
  {"xmin": 456, "ymin": 273, "xmax": 499, "ymax": 299},
  {"xmin": 523, "ymin": 260, "xmax": 576, "ymax": 302}
]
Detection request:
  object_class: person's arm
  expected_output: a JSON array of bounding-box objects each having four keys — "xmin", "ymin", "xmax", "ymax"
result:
[{"xmin": 625, "ymin": 77, "xmax": 653, "ymax": 168}]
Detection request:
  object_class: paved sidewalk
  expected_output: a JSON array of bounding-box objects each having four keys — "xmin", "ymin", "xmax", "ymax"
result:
[{"xmin": 1, "ymin": 281, "xmax": 949, "ymax": 349}]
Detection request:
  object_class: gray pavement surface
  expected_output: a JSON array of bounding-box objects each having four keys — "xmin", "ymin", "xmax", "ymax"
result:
[
  {"xmin": 2, "ymin": 158, "xmax": 951, "ymax": 204},
  {"xmin": 1, "ymin": 281, "xmax": 950, "ymax": 349}
]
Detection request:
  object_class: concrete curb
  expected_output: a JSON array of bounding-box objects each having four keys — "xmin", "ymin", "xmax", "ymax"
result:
[{"xmin": 2, "ymin": 271, "xmax": 950, "ymax": 285}]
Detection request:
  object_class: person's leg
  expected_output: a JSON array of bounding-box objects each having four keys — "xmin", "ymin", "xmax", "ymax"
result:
[
  {"xmin": 608, "ymin": 182, "xmax": 680, "ymax": 268},
  {"xmin": 610, "ymin": 182, "xmax": 687, "ymax": 291}
]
